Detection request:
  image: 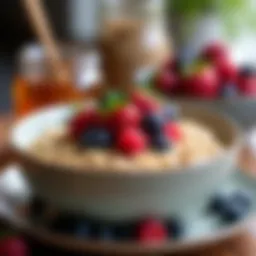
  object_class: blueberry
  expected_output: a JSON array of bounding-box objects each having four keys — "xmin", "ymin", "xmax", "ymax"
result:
[
  {"xmin": 74, "ymin": 220, "xmax": 91, "ymax": 239},
  {"xmin": 231, "ymin": 191, "xmax": 252, "ymax": 211},
  {"xmin": 142, "ymin": 113, "xmax": 164, "ymax": 135},
  {"xmin": 221, "ymin": 201, "xmax": 248, "ymax": 224},
  {"xmin": 208, "ymin": 194, "xmax": 229, "ymax": 214},
  {"xmin": 162, "ymin": 105, "xmax": 179, "ymax": 121},
  {"xmin": 239, "ymin": 65, "xmax": 256, "ymax": 78},
  {"xmin": 79, "ymin": 128, "xmax": 113, "ymax": 148},
  {"xmin": 166, "ymin": 218, "xmax": 184, "ymax": 239},
  {"xmin": 221, "ymin": 84, "xmax": 238, "ymax": 98},
  {"xmin": 96, "ymin": 224, "xmax": 117, "ymax": 241},
  {"xmin": 151, "ymin": 134, "xmax": 170, "ymax": 152},
  {"xmin": 116, "ymin": 222, "xmax": 136, "ymax": 241}
]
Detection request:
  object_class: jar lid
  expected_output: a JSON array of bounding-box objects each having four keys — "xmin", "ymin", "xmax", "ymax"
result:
[
  {"xmin": 19, "ymin": 43, "xmax": 45, "ymax": 63},
  {"xmin": 17, "ymin": 43, "xmax": 46, "ymax": 81}
]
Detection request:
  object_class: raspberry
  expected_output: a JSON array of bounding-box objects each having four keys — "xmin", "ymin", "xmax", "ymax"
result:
[
  {"xmin": 183, "ymin": 66, "xmax": 219, "ymax": 99},
  {"xmin": 164, "ymin": 122, "xmax": 183, "ymax": 142},
  {"xmin": 117, "ymin": 128, "xmax": 147, "ymax": 155},
  {"xmin": 155, "ymin": 71, "xmax": 177, "ymax": 94},
  {"xmin": 238, "ymin": 77, "xmax": 256, "ymax": 96},
  {"xmin": 137, "ymin": 218, "xmax": 168, "ymax": 243},
  {"xmin": 111, "ymin": 104, "xmax": 142, "ymax": 131},
  {"xmin": 132, "ymin": 92, "xmax": 159, "ymax": 114},
  {"xmin": 215, "ymin": 59, "xmax": 237, "ymax": 83},
  {"xmin": 202, "ymin": 42, "xmax": 229, "ymax": 62},
  {"xmin": 70, "ymin": 108, "xmax": 102, "ymax": 139}
]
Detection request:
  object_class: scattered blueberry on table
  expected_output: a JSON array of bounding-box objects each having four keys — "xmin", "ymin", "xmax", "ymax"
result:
[
  {"xmin": 45, "ymin": 210, "xmax": 186, "ymax": 243},
  {"xmin": 208, "ymin": 190, "xmax": 252, "ymax": 224},
  {"xmin": 209, "ymin": 194, "xmax": 230, "ymax": 214},
  {"xmin": 221, "ymin": 200, "xmax": 248, "ymax": 223},
  {"xmin": 166, "ymin": 218, "xmax": 184, "ymax": 239},
  {"xmin": 73, "ymin": 220, "xmax": 91, "ymax": 239}
]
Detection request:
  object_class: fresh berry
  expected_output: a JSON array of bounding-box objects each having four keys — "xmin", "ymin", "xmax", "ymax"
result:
[
  {"xmin": 239, "ymin": 65, "xmax": 256, "ymax": 78},
  {"xmin": 115, "ymin": 222, "xmax": 137, "ymax": 241},
  {"xmin": 221, "ymin": 200, "xmax": 248, "ymax": 223},
  {"xmin": 202, "ymin": 42, "xmax": 229, "ymax": 62},
  {"xmin": 132, "ymin": 92, "xmax": 159, "ymax": 114},
  {"xmin": 142, "ymin": 113, "xmax": 165, "ymax": 136},
  {"xmin": 238, "ymin": 76, "xmax": 256, "ymax": 96},
  {"xmin": 137, "ymin": 218, "xmax": 168, "ymax": 243},
  {"xmin": 70, "ymin": 108, "xmax": 102, "ymax": 139},
  {"xmin": 100, "ymin": 91, "xmax": 127, "ymax": 113},
  {"xmin": 74, "ymin": 220, "xmax": 91, "ymax": 239},
  {"xmin": 164, "ymin": 122, "xmax": 182, "ymax": 142},
  {"xmin": 183, "ymin": 66, "xmax": 219, "ymax": 98},
  {"xmin": 215, "ymin": 59, "xmax": 237, "ymax": 83},
  {"xmin": 164, "ymin": 58, "xmax": 182, "ymax": 74},
  {"xmin": 117, "ymin": 128, "xmax": 147, "ymax": 155},
  {"xmin": 162, "ymin": 105, "xmax": 179, "ymax": 121},
  {"xmin": 151, "ymin": 134, "xmax": 170, "ymax": 151},
  {"xmin": 110, "ymin": 104, "xmax": 141, "ymax": 131},
  {"xmin": 95, "ymin": 224, "xmax": 117, "ymax": 241},
  {"xmin": 166, "ymin": 218, "xmax": 184, "ymax": 239},
  {"xmin": 220, "ymin": 83, "xmax": 238, "ymax": 98},
  {"xmin": 208, "ymin": 194, "xmax": 229, "ymax": 214},
  {"xmin": 79, "ymin": 128, "xmax": 113, "ymax": 148},
  {"xmin": 0, "ymin": 237, "xmax": 28, "ymax": 256},
  {"xmin": 155, "ymin": 71, "xmax": 177, "ymax": 94},
  {"xmin": 231, "ymin": 191, "xmax": 252, "ymax": 211}
]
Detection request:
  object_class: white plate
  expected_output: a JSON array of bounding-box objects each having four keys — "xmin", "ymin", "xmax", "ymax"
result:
[{"xmin": 0, "ymin": 165, "xmax": 255, "ymax": 255}]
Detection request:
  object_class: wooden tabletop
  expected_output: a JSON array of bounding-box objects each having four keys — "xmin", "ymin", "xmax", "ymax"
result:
[{"xmin": 1, "ymin": 114, "xmax": 256, "ymax": 255}]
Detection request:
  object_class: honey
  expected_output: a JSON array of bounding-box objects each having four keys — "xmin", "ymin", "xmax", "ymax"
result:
[
  {"xmin": 13, "ymin": 44, "xmax": 101, "ymax": 118},
  {"xmin": 12, "ymin": 76, "xmax": 102, "ymax": 118}
]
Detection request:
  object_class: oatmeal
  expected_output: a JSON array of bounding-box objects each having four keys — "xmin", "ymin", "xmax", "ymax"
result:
[
  {"xmin": 28, "ymin": 120, "xmax": 223, "ymax": 172},
  {"xmin": 27, "ymin": 92, "xmax": 224, "ymax": 172}
]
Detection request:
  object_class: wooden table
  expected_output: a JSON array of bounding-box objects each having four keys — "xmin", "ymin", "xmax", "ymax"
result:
[{"xmin": 1, "ymin": 114, "xmax": 256, "ymax": 255}]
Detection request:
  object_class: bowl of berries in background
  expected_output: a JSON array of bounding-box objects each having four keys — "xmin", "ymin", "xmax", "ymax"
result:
[
  {"xmin": 152, "ymin": 42, "xmax": 256, "ymax": 129},
  {"xmin": 10, "ymin": 90, "xmax": 240, "ymax": 223}
]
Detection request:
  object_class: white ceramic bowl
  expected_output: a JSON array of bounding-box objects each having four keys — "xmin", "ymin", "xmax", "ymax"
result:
[
  {"xmin": 171, "ymin": 97, "xmax": 256, "ymax": 129},
  {"xmin": 10, "ymin": 104, "xmax": 241, "ymax": 221}
]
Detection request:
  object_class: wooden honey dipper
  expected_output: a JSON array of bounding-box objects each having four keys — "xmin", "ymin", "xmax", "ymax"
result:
[
  {"xmin": 22, "ymin": 0, "xmax": 70, "ymax": 83},
  {"xmin": 99, "ymin": 19, "xmax": 145, "ymax": 95}
]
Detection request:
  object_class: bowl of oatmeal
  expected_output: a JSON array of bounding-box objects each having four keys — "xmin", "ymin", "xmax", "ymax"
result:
[{"xmin": 10, "ymin": 93, "xmax": 241, "ymax": 220}]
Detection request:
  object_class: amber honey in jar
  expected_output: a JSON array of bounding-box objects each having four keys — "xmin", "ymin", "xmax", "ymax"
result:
[{"xmin": 12, "ymin": 44, "xmax": 101, "ymax": 118}]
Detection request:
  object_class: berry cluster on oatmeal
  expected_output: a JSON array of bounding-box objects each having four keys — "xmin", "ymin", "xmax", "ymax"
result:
[{"xmin": 28, "ymin": 91, "xmax": 223, "ymax": 171}]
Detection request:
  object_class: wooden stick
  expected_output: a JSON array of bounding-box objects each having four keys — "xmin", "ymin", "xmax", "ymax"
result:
[{"xmin": 22, "ymin": 0, "xmax": 70, "ymax": 83}]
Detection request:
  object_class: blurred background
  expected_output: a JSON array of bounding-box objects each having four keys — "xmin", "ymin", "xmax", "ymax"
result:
[{"xmin": 1, "ymin": 0, "xmax": 256, "ymax": 114}]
